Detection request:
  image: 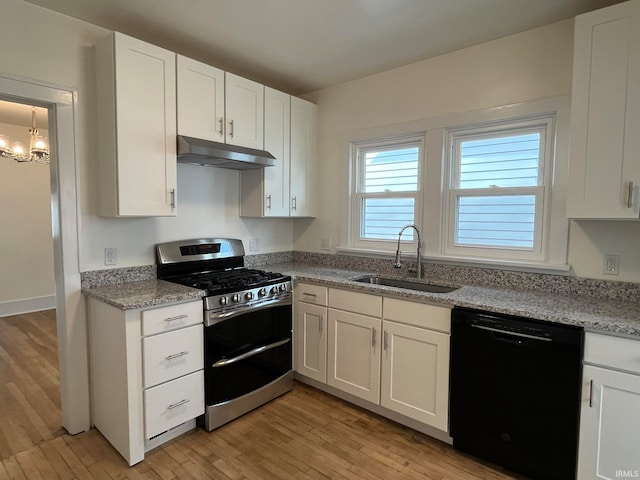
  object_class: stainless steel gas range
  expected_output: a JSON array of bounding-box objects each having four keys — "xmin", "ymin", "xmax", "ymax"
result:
[{"xmin": 156, "ymin": 238, "xmax": 293, "ymax": 431}]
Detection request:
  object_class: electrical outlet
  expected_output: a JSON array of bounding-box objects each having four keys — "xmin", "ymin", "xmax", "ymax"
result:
[
  {"xmin": 105, "ymin": 248, "xmax": 117, "ymax": 266},
  {"xmin": 321, "ymin": 238, "xmax": 332, "ymax": 251},
  {"xmin": 603, "ymin": 254, "xmax": 619, "ymax": 275},
  {"xmin": 249, "ymin": 237, "xmax": 260, "ymax": 252}
]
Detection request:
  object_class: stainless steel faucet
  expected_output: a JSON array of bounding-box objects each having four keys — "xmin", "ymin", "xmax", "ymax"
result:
[{"xmin": 394, "ymin": 224, "xmax": 422, "ymax": 278}]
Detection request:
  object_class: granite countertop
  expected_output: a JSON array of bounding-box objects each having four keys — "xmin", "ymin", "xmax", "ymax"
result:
[
  {"xmin": 83, "ymin": 279, "xmax": 205, "ymax": 310},
  {"xmin": 82, "ymin": 262, "xmax": 640, "ymax": 338},
  {"xmin": 268, "ymin": 263, "xmax": 640, "ymax": 338}
]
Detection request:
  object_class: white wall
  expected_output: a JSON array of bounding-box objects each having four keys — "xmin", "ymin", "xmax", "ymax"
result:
[
  {"xmin": 0, "ymin": 0, "xmax": 293, "ymax": 274},
  {"xmin": 299, "ymin": 18, "xmax": 640, "ymax": 282},
  {"xmin": 0, "ymin": 122, "xmax": 54, "ymax": 311}
]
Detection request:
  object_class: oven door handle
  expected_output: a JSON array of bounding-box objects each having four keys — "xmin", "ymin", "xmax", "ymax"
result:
[
  {"xmin": 211, "ymin": 337, "xmax": 291, "ymax": 368},
  {"xmin": 206, "ymin": 296, "xmax": 292, "ymax": 326}
]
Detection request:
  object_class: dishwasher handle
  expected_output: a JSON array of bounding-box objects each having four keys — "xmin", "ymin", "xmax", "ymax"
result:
[{"xmin": 471, "ymin": 323, "xmax": 552, "ymax": 343}]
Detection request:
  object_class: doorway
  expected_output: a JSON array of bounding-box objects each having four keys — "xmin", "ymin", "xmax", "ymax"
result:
[{"xmin": 0, "ymin": 74, "xmax": 90, "ymax": 435}]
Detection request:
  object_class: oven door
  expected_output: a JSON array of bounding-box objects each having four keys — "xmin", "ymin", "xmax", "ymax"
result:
[{"xmin": 204, "ymin": 301, "xmax": 292, "ymax": 406}]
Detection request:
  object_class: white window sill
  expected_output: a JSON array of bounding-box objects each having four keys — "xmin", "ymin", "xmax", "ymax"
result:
[{"xmin": 335, "ymin": 247, "xmax": 572, "ymax": 275}]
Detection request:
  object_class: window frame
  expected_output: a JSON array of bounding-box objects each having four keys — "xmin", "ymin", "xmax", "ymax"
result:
[
  {"xmin": 341, "ymin": 96, "xmax": 570, "ymax": 272},
  {"xmin": 443, "ymin": 115, "xmax": 555, "ymax": 262},
  {"xmin": 350, "ymin": 134, "xmax": 424, "ymax": 251}
]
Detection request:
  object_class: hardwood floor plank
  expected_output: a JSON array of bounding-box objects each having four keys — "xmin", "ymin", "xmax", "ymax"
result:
[
  {"xmin": 0, "ymin": 310, "xmax": 526, "ymax": 480},
  {"xmin": 1, "ymin": 456, "xmax": 27, "ymax": 480}
]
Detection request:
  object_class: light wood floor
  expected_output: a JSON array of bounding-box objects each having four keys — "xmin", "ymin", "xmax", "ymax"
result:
[{"xmin": 0, "ymin": 310, "xmax": 527, "ymax": 479}]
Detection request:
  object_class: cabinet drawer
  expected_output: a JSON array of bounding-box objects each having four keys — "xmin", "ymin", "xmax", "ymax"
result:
[
  {"xmin": 383, "ymin": 298, "xmax": 451, "ymax": 333},
  {"xmin": 143, "ymin": 324, "xmax": 204, "ymax": 388},
  {"xmin": 144, "ymin": 370, "xmax": 204, "ymax": 439},
  {"xmin": 142, "ymin": 301, "xmax": 202, "ymax": 336},
  {"xmin": 329, "ymin": 288, "xmax": 381, "ymax": 317},
  {"xmin": 585, "ymin": 332, "xmax": 640, "ymax": 375},
  {"xmin": 296, "ymin": 283, "xmax": 328, "ymax": 306}
]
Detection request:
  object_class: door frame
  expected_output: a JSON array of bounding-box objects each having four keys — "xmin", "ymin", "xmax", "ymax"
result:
[{"xmin": 0, "ymin": 73, "xmax": 89, "ymax": 434}]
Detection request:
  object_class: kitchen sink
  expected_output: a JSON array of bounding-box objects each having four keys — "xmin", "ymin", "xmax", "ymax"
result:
[{"xmin": 352, "ymin": 275, "xmax": 459, "ymax": 293}]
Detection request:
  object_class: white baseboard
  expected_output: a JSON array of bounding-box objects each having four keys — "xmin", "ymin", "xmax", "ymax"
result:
[{"xmin": 0, "ymin": 295, "xmax": 56, "ymax": 318}]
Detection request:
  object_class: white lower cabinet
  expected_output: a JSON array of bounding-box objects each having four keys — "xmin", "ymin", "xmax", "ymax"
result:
[
  {"xmin": 89, "ymin": 298, "xmax": 204, "ymax": 465},
  {"xmin": 296, "ymin": 301, "xmax": 327, "ymax": 382},
  {"xmin": 295, "ymin": 283, "xmax": 328, "ymax": 382},
  {"xmin": 578, "ymin": 333, "xmax": 640, "ymax": 479},
  {"xmin": 380, "ymin": 320, "xmax": 450, "ymax": 431},
  {"xmin": 144, "ymin": 370, "xmax": 204, "ymax": 439},
  {"xmin": 295, "ymin": 283, "xmax": 451, "ymax": 437},
  {"xmin": 327, "ymin": 308, "xmax": 381, "ymax": 404}
]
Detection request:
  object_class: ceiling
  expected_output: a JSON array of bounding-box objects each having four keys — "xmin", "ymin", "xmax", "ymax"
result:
[
  {"xmin": 23, "ymin": 0, "xmax": 624, "ymax": 95},
  {"xmin": 0, "ymin": 100, "xmax": 48, "ymax": 129}
]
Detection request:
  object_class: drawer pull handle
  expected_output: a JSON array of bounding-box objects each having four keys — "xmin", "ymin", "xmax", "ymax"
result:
[
  {"xmin": 212, "ymin": 337, "xmax": 290, "ymax": 368},
  {"xmin": 372, "ymin": 328, "xmax": 376, "ymax": 347},
  {"xmin": 164, "ymin": 315, "xmax": 188, "ymax": 323},
  {"xmin": 384, "ymin": 330, "xmax": 388, "ymax": 351},
  {"xmin": 303, "ymin": 292, "xmax": 317, "ymax": 299},
  {"xmin": 166, "ymin": 351, "xmax": 189, "ymax": 361},
  {"xmin": 628, "ymin": 181, "xmax": 634, "ymax": 209},
  {"xmin": 167, "ymin": 399, "xmax": 190, "ymax": 410},
  {"xmin": 589, "ymin": 379, "xmax": 594, "ymax": 408},
  {"xmin": 319, "ymin": 315, "xmax": 323, "ymax": 332}
]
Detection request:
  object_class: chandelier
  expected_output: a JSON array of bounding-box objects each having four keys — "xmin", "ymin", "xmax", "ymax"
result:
[{"xmin": 0, "ymin": 107, "xmax": 50, "ymax": 164}]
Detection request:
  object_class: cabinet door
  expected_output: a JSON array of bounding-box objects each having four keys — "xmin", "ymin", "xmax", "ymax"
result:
[
  {"xmin": 578, "ymin": 365, "xmax": 640, "ymax": 479},
  {"xmin": 176, "ymin": 55, "xmax": 225, "ymax": 142},
  {"xmin": 568, "ymin": 0, "xmax": 640, "ymax": 218},
  {"xmin": 295, "ymin": 302, "xmax": 327, "ymax": 382},
  {"xmin": 327, "ymin": 308, "xmax": 381, "ymax": 403},
  {"xmin": 290, "ymin": 97, "xmax": 317, "ymax": 217},
  {"xmin": 264, "ymin": 87, "xmax": 291, "ymax": 216},
  {"xmin": 380, "ymin": 321, "xmax": 449, "ymax": 431},
  {"xmin": 225, "ymin": 72, "xmax": 264, "ymax": 149},
  {"xmin": 112, "ymin": 33, "xmax": 176, "ymax": 216}
]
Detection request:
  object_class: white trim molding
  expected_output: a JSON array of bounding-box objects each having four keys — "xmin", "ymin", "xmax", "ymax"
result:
[{"xmin": 0, "ymin": 295, "xmax": 57, "ymax": 318}]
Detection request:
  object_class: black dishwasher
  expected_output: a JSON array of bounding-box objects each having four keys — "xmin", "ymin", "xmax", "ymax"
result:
[{"xmin": 449, "ymin": 307, "xmax": 583, "ymax": 480}]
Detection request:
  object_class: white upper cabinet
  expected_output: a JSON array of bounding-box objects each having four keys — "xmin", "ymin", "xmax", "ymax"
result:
[
  {"xmin": 225, "ymin": 72, "xmax": 264, "ymax": 150},
  {"xmin": 176, "ymin": 59, "xmax": 262, "ymax": 150},
  {"xmin": 567, "ymin": 0, "xmax": 640, "ymax": 219},
  {"xmin": 176, "ymin": 55, "xmax": 225, "ymax": 142},
  {"xmin": 240, "ymin": 92, "xmax": 317, "ymax": 218},
  {"xmin": 290, "ymin": 96, "xmax": 317, "ymax": 217},
  {"xmin": 240, "ymin": 87, "xmax": 291, "ymax": 217},
  {"xmin": 96, "ymin": 32, "xmax": 177, "ymax": 217}
]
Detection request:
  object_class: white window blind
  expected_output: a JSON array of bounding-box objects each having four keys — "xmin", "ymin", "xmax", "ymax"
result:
[
  {"xmin": 352, "ymin": 139, "xmax": 421, "ymax": 245},
  {"xmin": 448, "ymin": 122, "xmax": 549, "ymax": 259}
]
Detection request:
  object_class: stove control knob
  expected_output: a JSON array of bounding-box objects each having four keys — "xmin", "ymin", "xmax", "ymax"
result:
[
  {"xmin": 231, "ymin": 294, "xmax": 240, "ymax": 303},
  {"xmin": 258, "ymin": 288, "xmax": 267, "ymax": 297},
  {"xmin": 220, "ymin": 296, "xmax": 228, "ymax": 306},
  {"xmin": 270, "ymin": 286, "xmax": 278, "ymax": 295},
  {"xmin": 245, "ymin": 291, "xmax": 254, "ymax": 301},
  {"xmin": 279, "ymin": 284, "xmax": 288, "ymax": 293}
]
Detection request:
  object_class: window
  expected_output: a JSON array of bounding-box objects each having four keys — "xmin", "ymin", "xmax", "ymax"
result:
[
  {"xmin": 351, "ymin": 136, "xmax": 422, "ymax": 247},
  {"xmin": 446, "ymin": 117, "xmax": 553, "ymax": 261},
  {"xmin": 344, "ymin": 98, "xmax": 568, "ymax": 270}
]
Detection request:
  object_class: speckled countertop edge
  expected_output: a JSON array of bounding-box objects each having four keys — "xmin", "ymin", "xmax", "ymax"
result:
[
  {"xmin": 270, "ymin": 263, "xmax": 640, "ymax": 339},
  {"xmin": 81, "ymin": 262, "xmax": 640, "ymax": 338},
  {"xmin": 82, "ymin": 279, "xmax": 205, "ymax": 310}
]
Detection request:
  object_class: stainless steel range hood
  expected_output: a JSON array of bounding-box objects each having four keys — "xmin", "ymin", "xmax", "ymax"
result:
[{"xmin": 177, "ymin": 135, "xmax": 276, "ymax": 170}]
